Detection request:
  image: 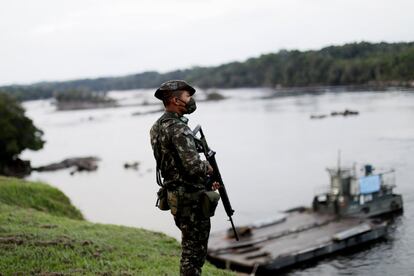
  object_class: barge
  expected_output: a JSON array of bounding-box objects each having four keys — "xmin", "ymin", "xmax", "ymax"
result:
[{"xmin": 207, "ymin": 164, "xmax": 403, "ymax": 274}]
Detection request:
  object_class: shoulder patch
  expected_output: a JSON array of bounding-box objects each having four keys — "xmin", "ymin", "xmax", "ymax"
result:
[{"xmin": 160, "ymin": 118, "xmax": 181, "ymax": 129}]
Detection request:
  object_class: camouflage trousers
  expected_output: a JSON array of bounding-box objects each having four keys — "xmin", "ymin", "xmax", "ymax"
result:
[{"xmin": 174, "ymin": 215, "xmax": 211, "ymax": 276}]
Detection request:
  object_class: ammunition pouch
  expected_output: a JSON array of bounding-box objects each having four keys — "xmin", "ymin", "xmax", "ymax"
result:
[
  {"xmin": 156, "ymin": 186, "xmax": 170, "ymax": 211},
  {"xmin": 167, "ymin": 187, "xmax": 203, "ymax": 218},
  {"xmin": 200, "ymin": 191, "xmax": 221, "ymax": 218}
]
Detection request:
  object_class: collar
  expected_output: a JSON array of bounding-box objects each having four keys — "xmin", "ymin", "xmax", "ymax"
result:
[{"xmin": 164, "ymin": 111, "xmax": 189, "ymax": 124}]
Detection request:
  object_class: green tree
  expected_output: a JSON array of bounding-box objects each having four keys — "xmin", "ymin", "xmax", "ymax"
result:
[{"xmin": 0, "ymin": 94, "xmax": 45, "ymax": 173}]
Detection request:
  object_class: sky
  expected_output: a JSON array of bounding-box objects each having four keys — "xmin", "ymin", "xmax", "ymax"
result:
[{"xmin": 1, "ymin": 0, "xmax": 413, "ymax": 86}]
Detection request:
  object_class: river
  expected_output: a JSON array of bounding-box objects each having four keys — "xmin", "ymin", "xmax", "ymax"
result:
[{"xmin": 21, "ymin": 89, "xmax": 414, "ymax": 275}]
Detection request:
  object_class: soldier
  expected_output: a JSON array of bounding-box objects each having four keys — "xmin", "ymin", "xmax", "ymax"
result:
[{"xmin": 150, "ymin": 80, "xmax": 218, "ymax": 276}]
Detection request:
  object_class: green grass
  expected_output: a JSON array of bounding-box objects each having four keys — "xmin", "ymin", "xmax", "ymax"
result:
[
  {"xmin": 0, "ymin": 176, "xmax": 83, "ymax": 220},
  {"xmin": 0, "ymin": 176, "xmax": 234, "ymax": 275}
]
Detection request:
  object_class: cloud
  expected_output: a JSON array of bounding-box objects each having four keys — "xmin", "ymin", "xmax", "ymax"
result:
[
  {"xmin": 0, "ymin": 0, "xmax": 413, "ymax": 85},
  {"xmin": 31, "ymin": 21, "xmax": 80, "ymax": 36}
]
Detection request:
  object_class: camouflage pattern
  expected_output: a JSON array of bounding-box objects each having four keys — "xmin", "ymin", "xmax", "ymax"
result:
[
  {"xmin": 175, "ymin": 216, "xmax": 211, "ymax": 276},
  {"xmin": 150, "ymin": 111, "xmax": 209, "ymax": 190},
  {"xmin": 150, "ymin": 111, "xmax": 211, "ymax": 275},
  {"xmin": 155, "ymin": 80, "xmax": 196, "ymax": 100}
]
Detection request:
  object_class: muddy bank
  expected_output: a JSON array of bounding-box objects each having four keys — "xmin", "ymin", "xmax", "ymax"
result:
[
  {"xmin": 0, "ymin": 158, "xmax": 32, "ymax": 178},
  {"xmin": 310, "ymin": 109, "xmax": 359, "ymax": 119},
  {"xmin": 32, "ymin": 157, "xmax": 100, "ymax": 175}
]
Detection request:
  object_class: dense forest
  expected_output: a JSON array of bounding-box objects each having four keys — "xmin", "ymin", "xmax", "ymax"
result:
[{"xmin": 1, "ymin": 41, "xmax": 413, "ymax": 101}]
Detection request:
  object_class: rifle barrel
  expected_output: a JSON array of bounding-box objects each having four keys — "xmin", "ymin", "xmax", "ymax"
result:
[
  {"xmin": 193, "ymin": 125, "xmax": 239, "ymax": 241},
  {"xmin": 229, "ymin": 216, "xmax": 239, "ymax": 241}
]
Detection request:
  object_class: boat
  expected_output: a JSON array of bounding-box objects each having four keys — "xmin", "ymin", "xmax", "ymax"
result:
[{"xmin": 207, "ymin": 163, "xmax": 403, "ymax": 274}]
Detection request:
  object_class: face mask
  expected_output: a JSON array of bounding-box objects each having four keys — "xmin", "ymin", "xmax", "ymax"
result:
[{"xmin": 177, "ymin": 98, "xmax": 197, "ymax": 114}]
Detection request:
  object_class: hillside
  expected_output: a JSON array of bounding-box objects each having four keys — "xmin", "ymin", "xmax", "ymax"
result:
[
  {"xmin": 1, "ymin": 41, "xmax": 413, "ymax": 101},
  {"xmin": 0, "ymin": 176, "xmax": 233, "ymax": 275}
]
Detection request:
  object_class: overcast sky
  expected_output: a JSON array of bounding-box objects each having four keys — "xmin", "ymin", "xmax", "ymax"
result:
[{"xmin": 1, "ymin": 0, "xmax": 413, "ymax": 85}]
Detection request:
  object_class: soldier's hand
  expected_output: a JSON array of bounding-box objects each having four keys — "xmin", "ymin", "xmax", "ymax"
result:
[
  {"xmin": 212, "ymin": 181, "xmax": 220, "ymax": 191},
  {"xmin": 207, "ymin": 164, "xmax": 214, "ymax": 175}
]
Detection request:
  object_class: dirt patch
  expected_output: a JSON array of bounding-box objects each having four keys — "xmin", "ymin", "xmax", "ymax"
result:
[
  {"xmin": 39, "ymin": 224, "xmax": 58, "ymax": 229},
  {"xmin": 0, "ymin": 234, "xmax": 100, "ymax": 250}
]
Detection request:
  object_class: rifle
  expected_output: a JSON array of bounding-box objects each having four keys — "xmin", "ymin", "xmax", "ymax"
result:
[{"xmin": 192, "ymin": 125, "xmax": 239, "ymax": 241}]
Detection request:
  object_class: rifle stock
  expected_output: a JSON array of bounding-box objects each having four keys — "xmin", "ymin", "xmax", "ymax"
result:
[{"xmin": 193, "ymin": 125, "xmax": 239, "ymax": 241}]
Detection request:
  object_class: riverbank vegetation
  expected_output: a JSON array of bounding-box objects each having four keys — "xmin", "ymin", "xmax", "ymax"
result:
[
  {"xmin": 54, "ymin": 90, "xmax": 117, "ymax": 110},
  {"xmin": 0, "ymin": 94, "xmax": 45, "ymax": 177},
  {"xmin": 1, "ymin": 41, "xmax": 413, "ymax": 102}
]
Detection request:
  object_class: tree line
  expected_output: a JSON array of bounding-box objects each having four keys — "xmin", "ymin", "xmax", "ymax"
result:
[{"xmin": 1, "ymin": 41, "xmax": 413, "ymax": 101}]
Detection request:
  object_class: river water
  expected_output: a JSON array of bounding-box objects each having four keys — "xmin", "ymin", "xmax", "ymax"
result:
[{"xmin": 21, "ymin": 89, "xmax": 414, "ymax": 275}]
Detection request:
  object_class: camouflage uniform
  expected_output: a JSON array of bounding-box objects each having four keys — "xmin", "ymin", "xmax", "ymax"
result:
[{"xmin": 150, "ymin": 110, "xmax": 211, "ymax": 276}]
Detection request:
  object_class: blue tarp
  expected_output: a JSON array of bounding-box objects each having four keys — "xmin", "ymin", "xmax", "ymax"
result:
[{"xmin": 359, "ymin": 175, "xmax": 381, "ymax": 194}]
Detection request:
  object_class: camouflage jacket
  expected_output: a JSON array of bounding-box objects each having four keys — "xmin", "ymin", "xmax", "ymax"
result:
[{"xmin": 150, "ymin": 111, "xmax": 209, "ymax": 191}]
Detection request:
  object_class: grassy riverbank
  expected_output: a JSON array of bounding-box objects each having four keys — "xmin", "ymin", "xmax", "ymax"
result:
[{"xmin": 0, "ymin": 176, "xmax": 233, "ymax": 275}]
